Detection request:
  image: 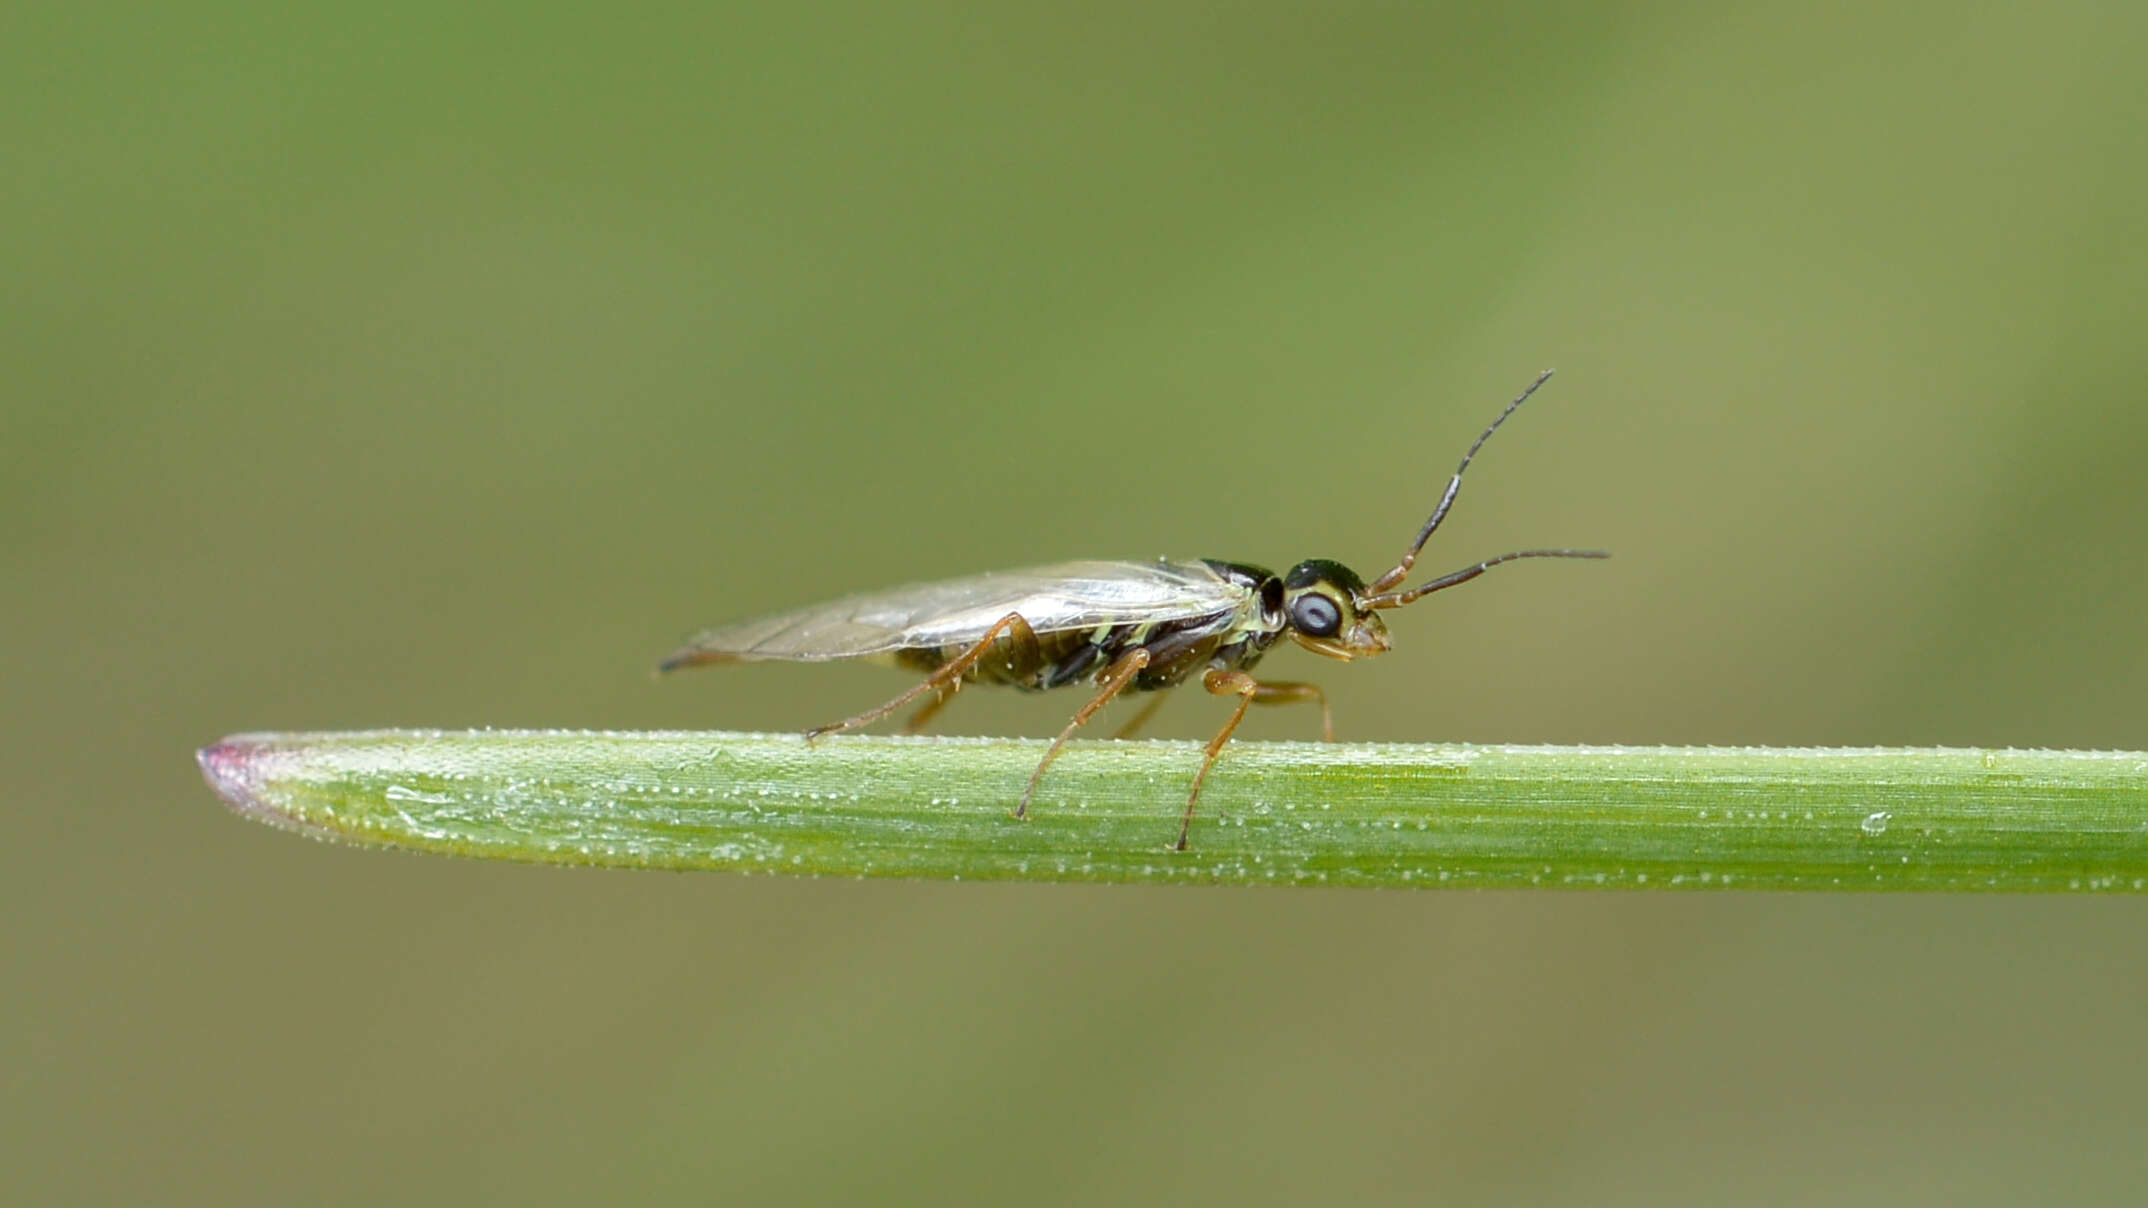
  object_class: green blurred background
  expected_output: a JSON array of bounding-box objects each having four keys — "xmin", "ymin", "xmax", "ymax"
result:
[{"xmin": 9, "ymin": 1, "xmax": 2147, "ymax": 1202}]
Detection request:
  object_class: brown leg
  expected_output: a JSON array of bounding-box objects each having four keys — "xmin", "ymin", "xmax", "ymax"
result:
[
  {"xmin": 1176, "ymin": 670, "xmax": 1327, "ymax": 849},
  {"xmin": 805, "ymin": 613, "xmax": 1034, "ymax": 741},
  {"xmin": 1014, "ymin": 647, "xmax": 1151, "ymax": 820},
  {"xmin": 902, "ymin": 685, "xmax": 956, "ymax": 734},
  {"xmin": 1245, "ymin": 680, "xmax": 1333, "ymax": 742},
  {"xmin": 1179, "ymin": 670, "xmax": 1261, "ymax": 850},
  {"xmin": 1109, "ymin": 692, "xmax": 1170, "ymax": 740}
]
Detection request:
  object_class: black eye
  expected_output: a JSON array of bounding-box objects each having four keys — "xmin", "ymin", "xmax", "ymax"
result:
[{"xmin": 1291, "ymin": 594, "xmax": 1342, "ymax": 637}]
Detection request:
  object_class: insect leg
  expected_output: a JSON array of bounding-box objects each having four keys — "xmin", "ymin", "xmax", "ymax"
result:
[
  {"xmin": 804, "ymin": 612, "xmax": 1035, "ymax": 741},
  {"xmin": 1245, "ymin": 680, "xmax": 1334, "ymax": 742},
  {"xmin": 1014, "ymin": 647, "xmax": 1151, "ymax": 821},
  {"xmin": 1109, "ymin": 692, "xmax": 1170, "ymax": 740},
  {"xmin": 902, "ymin": 683, "xmax": 959, "ymax": 735},
  {"xmin": 1179, "ymin": 669, "xmax": 1263, "ymax": 851}
]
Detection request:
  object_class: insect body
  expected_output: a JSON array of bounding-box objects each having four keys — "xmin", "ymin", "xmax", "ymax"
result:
[{"xmin": 661, "ymin": 370, "xmax": 1605, "ymax": 850}]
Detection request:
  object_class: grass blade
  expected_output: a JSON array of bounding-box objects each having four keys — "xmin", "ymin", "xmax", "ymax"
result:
[{"xmin": 198, "ymin": 730, "xmax": 2148, "ymax": 890}]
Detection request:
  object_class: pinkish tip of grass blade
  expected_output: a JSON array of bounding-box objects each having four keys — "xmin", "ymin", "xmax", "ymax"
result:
[{"xmin": 197, "ymin": 735, "xmax": 333, "ymax": 839}]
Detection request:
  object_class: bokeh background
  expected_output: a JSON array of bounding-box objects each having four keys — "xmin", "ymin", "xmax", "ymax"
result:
[{"xmin": 10, "ymin": 1, "xmax": 2148, "ymax": 1202}]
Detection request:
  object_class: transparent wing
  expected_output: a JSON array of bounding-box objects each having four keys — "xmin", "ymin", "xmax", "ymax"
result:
[{"xmin": 660, "ymin": 559, "xmax": 1249, "ymax": 667}]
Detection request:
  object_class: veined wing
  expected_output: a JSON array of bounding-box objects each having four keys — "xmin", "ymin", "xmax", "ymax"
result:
[{"xmin": 659, "ymin": 559, "xmax": 1251, "ymax": 668}]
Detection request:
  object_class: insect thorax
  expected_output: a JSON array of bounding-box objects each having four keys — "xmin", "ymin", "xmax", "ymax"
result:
[{"xmin": 1122, "ymin": 560, "xmax": 1285, "ymax": 690}]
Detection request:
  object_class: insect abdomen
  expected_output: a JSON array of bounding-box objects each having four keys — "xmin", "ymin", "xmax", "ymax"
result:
[
  {"xmin": 892, "ymin": 624, "xmax": 1107, "ymax": 692},
  {"xmin": 891, "ymin": 610, "xmax": 1254, "ymax": 693}
]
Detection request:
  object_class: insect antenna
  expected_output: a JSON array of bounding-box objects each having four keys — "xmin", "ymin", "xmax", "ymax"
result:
[
  {"xmin": 1367, "ymin": 368, "xmax": 1558, "ymax": 595},
  {"xmin": 1361, "ymin": 547, "xmax": 1608, "ymax": 610}
]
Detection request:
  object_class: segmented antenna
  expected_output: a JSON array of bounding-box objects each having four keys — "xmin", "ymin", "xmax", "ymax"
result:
[
  {"xmin": 1366, "ymin": 369, "xmax": 1557, "ymax": 595},
  {"xmin": 1361, "ymin": 547, "xmax": 1608, "ymax": 611}
]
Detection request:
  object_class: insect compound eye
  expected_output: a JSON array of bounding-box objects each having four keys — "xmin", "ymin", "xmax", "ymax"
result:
[{"xmin": 1290, "ymin": 593, "xmax": 1343, "ymax": 638}]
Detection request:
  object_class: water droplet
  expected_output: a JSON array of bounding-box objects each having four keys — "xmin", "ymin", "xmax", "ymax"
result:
[{"xmin": 1861, "ymin": 810, "xmax": 1892, "ymax": 836}]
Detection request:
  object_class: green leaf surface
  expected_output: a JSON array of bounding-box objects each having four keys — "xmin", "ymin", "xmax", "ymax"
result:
[{"xmin": 198, "ymin": 731, "xmax": 2148, "ymax": 890}]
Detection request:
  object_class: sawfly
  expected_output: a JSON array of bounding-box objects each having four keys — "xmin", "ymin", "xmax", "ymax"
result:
[{"xmin": 662, "ymin": 370, "xmax": 1605, "ymax": 849}]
